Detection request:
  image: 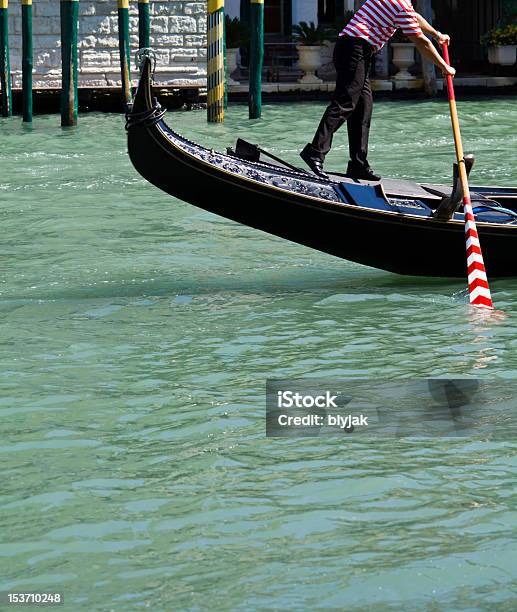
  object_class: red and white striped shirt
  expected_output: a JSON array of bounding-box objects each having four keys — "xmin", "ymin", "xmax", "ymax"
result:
[{"xmin": 342, "ymin": 0, "xmax": 424, "ymax": 51}]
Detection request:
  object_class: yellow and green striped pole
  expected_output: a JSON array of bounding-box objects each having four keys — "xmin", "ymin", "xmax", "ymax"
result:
[
  {"xmin": 22, "ymin": 0, "xmax": 33, "ymax": 122},
  {"xmin": 249, "ymin": 0, "xmax": 263, "ymax": 119},
  {"xmin": 60, "ymin": 0, "xmax": 79, "ymax": 126},
  {"xmin": 207, "ymin": 0, "xmax": 224, "ymax": 123},
  {"xmin": 0, "ymin": 0, "xmax": 12, "ymax": 117},
  {"xmin": 138, "ymin": 0, "xmax": 150, "ymax": 49},
  {"xmin": 118, "ymin": 0, "xmax": 131, "ymax": 106},
  {"xmin": 223, "ymin": 11, "xmax": 228, "ymax": 109}
]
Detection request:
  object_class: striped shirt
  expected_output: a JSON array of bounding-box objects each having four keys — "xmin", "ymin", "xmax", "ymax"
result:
[{"xmin": 342, "ymin": 0, "xmax": 424, "ymax": 51}]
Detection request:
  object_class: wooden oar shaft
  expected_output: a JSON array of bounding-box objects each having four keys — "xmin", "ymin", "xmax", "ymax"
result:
[
  {"xmin": 442, "ymin": 42, "xmax": 493, "ymax": 310},
  {"xmin": 442, "ymin": 43, "xmax": 470, "ymax": 201}
]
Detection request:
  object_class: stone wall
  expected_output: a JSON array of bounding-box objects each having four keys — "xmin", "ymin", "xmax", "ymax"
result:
[{"xmin": 7, "ymin": 0, "xmax": 206, "ymax": 89}]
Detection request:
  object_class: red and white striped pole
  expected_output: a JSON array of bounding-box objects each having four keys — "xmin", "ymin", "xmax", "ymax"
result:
[{"xmin": 442, "ymin": 42, "xmax": 493, "ymax": 310}]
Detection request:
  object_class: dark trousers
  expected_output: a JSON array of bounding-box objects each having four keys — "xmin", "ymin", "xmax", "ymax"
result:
[{"xmin": 311, "ymin": 36, "xmax": 374, "ymax": 168}]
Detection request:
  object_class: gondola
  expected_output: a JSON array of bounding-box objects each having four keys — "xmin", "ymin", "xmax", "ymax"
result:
[{"xmin": 126, "ymin": 54, "xmax": 517, "ymax": 278}]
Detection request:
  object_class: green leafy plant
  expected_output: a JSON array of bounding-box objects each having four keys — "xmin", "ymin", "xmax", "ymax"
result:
[
  {"xmin": 481, "ymin": 24, "xmax": 517, "ymax": 47},
  {"xmin": 224, "ymin": 16, "xmax": 249, "ymax": 49},
  {"xmin": 291, "ymin": 21, "xmax": 334, "ymax": 46}
]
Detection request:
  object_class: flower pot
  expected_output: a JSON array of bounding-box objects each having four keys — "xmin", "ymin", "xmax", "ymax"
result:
[
  {"xmin": 226, "ymin": 47, "xmax": 240, "ymax": 85},
  {"xmin": 391, "ymin": 42, "xmax": 416, "ymax": 80},
  {"xmin": 318, "ymin": 41, "xmax": 336, "ymax": 81},
  {"xmin": 487, "ymin": 45, "xmax": 517, "ymax": 66},
  {"xmin": 296, "ymin": 45, "xmax": 323, "ymax": 84}
]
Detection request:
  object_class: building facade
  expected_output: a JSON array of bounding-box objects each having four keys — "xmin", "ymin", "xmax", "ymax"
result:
[
  {"xmin": 7, "ymin": 0, "xmax": 206, "ymax": 90},
  {"xmin": 4, "ymin": 1, "xmax": 516, "ymax": 92},
  {"xmin": 227, "ymin": 0, "xmax": 515, "ymax": 72}
]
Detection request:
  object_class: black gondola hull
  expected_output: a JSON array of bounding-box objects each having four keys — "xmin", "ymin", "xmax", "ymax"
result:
[{"xmin": 127, "ymin": 58, "xmax": 517, "ymax": 278}]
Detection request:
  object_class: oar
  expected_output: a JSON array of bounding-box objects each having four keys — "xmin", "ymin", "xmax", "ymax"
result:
[{"xmin": 442, "ymin": 42, "xmax": 494, "ymax": 310}]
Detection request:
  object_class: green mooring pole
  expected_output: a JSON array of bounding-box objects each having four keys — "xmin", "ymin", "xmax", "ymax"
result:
[
  {"xmin": 248, "ymin": 0, "xmax": 263, "ymax": 119},
  {"xmin": 207, "ymin": 0, "xmax": 224, "ymax": 122},
  {"xmin": 60, "ymin": 0, "xmax": 78, "ymax": 126},
  {"xmin": 22, "ymin": 0, "xmax": 33, "ymax": 122},
  {"xmin": 0, "ymin": 0, "xmax": 12, "ymax": 117},
  {"xmin": 223, "ymin": 13, "xmax": 228, "ymax": 109},
  {"xmin": 118, "ymin": 0, "xmax": 131, "ymax": 107},
  {"xmin": 138, "ymin": 0, "xmax": 150, "ymax": 49}
]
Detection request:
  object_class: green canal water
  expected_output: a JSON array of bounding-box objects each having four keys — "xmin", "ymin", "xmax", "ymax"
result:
[{"xmin": 1, "ymin": 99, "xmax": 517, "ymax": 610}]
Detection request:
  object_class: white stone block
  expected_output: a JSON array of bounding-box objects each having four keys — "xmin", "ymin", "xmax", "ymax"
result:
[
  {"xmin": 151, "ymin": 17, "xmax": 169, "ymax": 34},
  {"xmin": 79, "ymin": 3, "xmax": 97, "ymax": 17},
  {"xmin": 153, "ymin": 49, "xmax": 171, "ymax": 64},
  {"xmin": 197, "ymin": 16, "xmax": 207, "ymax": 33},
  {"xmin": 33, "ymin": 78, "xmax": 62, "ymax": 88},
  {"xmin": 80, "ymin": 16, "xmax": 112, "ymax": 36},
  {"xmin": 78, "ymin": 36, "xmax": 98, "ymax": 49},
  {"xmin": 169, "ymin": 16, "xmax": 197, "ymax": 34},
  {"xmin": 184, "ymin": 3, "xmax": 205, "ymax": 15},
  {"xmin": 81, "ymin": 50, "xmax": 112, "ymax": 68},
  {"xmin": 78, "ymin": 77, "xmax": 109, "ymax": 87},
  {"xmin": 152, "ymin": 34, "xmax": 184, "ymax": 47},
  {"xmin": 153, "ymin": 2, "xmax": 185, "ymax": 16},
  {"xmin": 184, "ymin": 35, "xmax": 205, "ymax": 48},
  {"xmin": 95, "ymin": 36, "xmax": 121, "ymax": 49}
]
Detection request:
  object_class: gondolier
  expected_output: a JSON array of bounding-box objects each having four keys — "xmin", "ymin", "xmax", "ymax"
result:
[{"xmin": 300, "ymin": 0, "xmax": 456, "ymax": 181}]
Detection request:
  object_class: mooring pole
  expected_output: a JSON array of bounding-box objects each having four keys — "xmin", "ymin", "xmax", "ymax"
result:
[
  {"xmin": 223, "ymin": 13, "xmax": 228, "ymax": 109},
  {"xmin": 417, "ymin": 0, "xmax": 437, "ymax": 96},
  {"xmin": 22, "ymin": 0, "xmax": 33, "ymax": 122},
  {"xmin": 138, "ymin": 0, "xmax": 150, "ymax": 49},
  {"xmin": 118, "ymin": 0, "xmax": 131, "ymax": 106},
  {"xmin": 60, "ymin": 0, "xmax": 78, "ymax": 126},
  {"xmin": 248, "ymin": 0, "xmax": 263, "ymax": 119},
  {"xmin": 207, "ymin": 0, "xmax": 225, "ymax": 123},
  {"xmin": 0, "ymin": 0, "xmax": 12, "ymax": 117}
]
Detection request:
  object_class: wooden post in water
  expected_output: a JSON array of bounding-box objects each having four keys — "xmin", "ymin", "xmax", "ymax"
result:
[
  {"xmin": 223, "ymin": 12, "xmax": 228, "ymax": 109},
  {"xmin": 118, "ymin": 0, "xmax": 132, "ymax": 106},
  {"xmin": 248, "ymin": 0, "xmax": 263, "ymax": 119},
  {"xmin": 22, "ymin": 0, "xmax": 33, "ymax": 122},
  {"xmin": 207, "ymin": 0, "xmax": 224, "ymax": 123},
  {"xmin": 0, "ymin": 0, "xmax": 12, "ymax": 117},
  {"xmin": 60, "ymin": 0, "xmax": 79, "ymax": 126},
  {"xmin": 417, "ymin": 0, "xmax": 437, "ymax": 96},
  {"xmin": 138, "ymin": 0, "xmax": 150, "ymax": 49}
]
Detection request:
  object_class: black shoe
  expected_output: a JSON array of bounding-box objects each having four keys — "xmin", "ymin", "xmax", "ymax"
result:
[
  {"xmin": 300, "ymin": 144, "xmax": 328, "ymax": 178},
  {"xmin": 346, "ymin": 162, "xmax": 381, "ymax": 182}
]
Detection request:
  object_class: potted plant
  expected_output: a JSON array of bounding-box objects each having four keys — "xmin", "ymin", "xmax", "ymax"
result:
[
  {"xmin": 291, "ymin": 21, "xmax": 333, "ymax": 84},
  {"xmin": 481, "ymin": 23, "xmax": 517, "ymax": 66},
  {"xmin": 225, "ymin": 16, "xmax": 249, "ymax": 85},
  {"xmin": 391, "ymin": 29, "xmax": 416, "ymax": 80},
  {"xmin": 319, "ymin": 11, "xmax": 355, "ymax": 80}
]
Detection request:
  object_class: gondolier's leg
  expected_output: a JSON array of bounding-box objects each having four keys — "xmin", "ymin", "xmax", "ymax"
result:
[
  {"xmin": 300, "ymin": 36, "xmax": 379, "ymax": 181},
  {"xmin": 309, "ymin": 37, "xmax": 367, "ymax": 158},
  {"xmin": 346, "ymin": 76, "xmax": 373, "ymax": 176}
]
